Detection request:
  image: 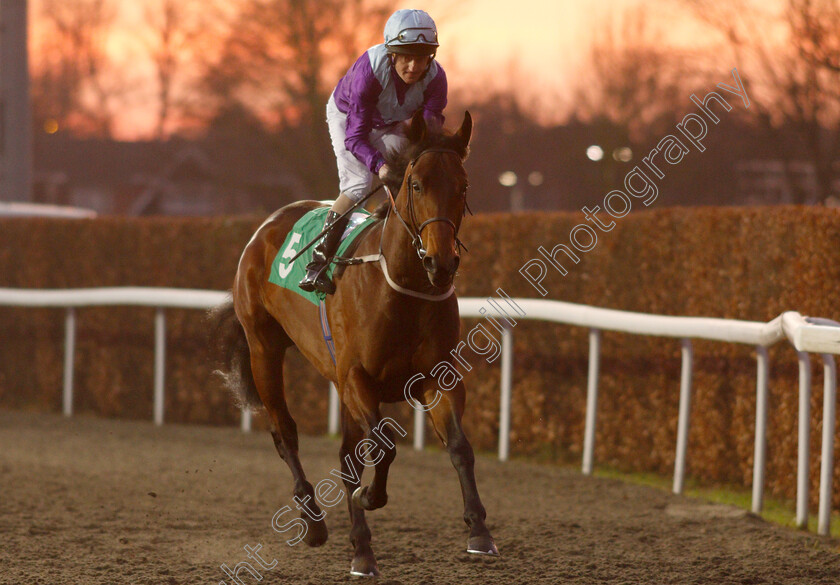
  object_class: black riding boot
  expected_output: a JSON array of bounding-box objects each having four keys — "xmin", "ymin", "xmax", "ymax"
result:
[{"xmin": 299, "ymin": 210, "xmax": 349, "ymax": 295}]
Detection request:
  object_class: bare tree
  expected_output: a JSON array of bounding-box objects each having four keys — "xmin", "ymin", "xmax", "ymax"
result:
[
  {"xmin": 570, "ymin": 7, "xmax": 703, "ymax": 145},
  {"xmin": 787, "ymin": 0, "xmax": 840, "ymax": 73},
  {"xmin": 210, "ymin": 0, "xmax": 395, "ymax": 122},
  {"xmin": 141, "ymin": 0, "xmax": 219, "ymax": 139},
  {"xmin": 144, "ymin": 0, "xmax": 186, "ymax": 140},
  {"xmin": 196, "ymin": 0, "xmax": 398, "ymax": 195},
  {"xmin": 682, "ymin": 0, "xmax": 840, "ymax": 203},
  {"xmin": 30, "ymin": 0, "xmax": 122, "ymax": 137}
]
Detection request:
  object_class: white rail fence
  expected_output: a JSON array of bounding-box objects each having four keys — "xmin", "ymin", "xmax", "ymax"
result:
[{"xmin": 0, "ymin": 287, "xmax": 838, "ymax": 535}]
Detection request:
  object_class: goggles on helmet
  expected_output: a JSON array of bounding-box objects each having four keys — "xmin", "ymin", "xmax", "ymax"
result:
[{"xmin": 392, "ymin": 27, "xmax": 438, "ymax": 45}]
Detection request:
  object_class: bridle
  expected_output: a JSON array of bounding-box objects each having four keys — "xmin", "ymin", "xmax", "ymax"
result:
[
  {"xmin": 384, "ymin": 147, "xmax": 468, "ymax": 261},
  {"xmin": 335, "ymin": 146, "xmax": 469, "ymax": 302}
]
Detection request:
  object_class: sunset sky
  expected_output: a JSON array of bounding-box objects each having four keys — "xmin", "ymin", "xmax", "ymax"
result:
[
  {"xmin": 29, "ymin": 0, "xmax": 743, "ymax": 139},
  {"xmin": 426, "ymin": 0, "xmax": 725, "ymax": 119}
]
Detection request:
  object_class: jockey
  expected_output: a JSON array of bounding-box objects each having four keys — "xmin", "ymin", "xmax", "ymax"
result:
[{"xmin": 299, "ymin": 8, "xmax": 447, "ymax": 295}]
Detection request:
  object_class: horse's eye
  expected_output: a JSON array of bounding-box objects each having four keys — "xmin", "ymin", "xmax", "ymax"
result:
[{"xmin": 412, "ymin": 181, "xmax": 421, "ymax": 193}]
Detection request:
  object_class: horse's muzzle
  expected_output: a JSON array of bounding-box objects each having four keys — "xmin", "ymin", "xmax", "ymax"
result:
[{"xmin": 423, "ymin": 254, "xmax": 460, "ymax": 288}]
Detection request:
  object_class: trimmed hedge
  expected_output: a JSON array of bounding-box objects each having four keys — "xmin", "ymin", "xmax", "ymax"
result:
[{"xmin": 0, "ymin": 207, "xmax": 838, "ymax": 511}]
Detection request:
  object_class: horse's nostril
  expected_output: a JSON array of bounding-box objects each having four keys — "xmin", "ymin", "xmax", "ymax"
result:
[
  {"xmin": 452, "ymin": 256, "xmax": 460, "ymax": 272},
  {"xmin": 422, "ymin": 256, "xmax": 436, "ymax": 272}
]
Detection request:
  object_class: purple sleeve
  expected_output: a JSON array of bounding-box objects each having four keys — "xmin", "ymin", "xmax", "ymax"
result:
[
  {"xmin": 343, "ymin": 60, "xmax": 388, "ymax": 174},
  {"xmin": 423, "ymin": 65, "xmax": 448, "ymax": 128}
]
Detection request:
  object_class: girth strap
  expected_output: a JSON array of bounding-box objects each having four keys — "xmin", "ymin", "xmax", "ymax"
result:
[{"xmin": 319, "ymin": 300, "xmax": 336, "ymax": 366}]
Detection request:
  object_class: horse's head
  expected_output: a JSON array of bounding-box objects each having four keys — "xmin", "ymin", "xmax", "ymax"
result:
[{"xmin": 392, "ymin": 110, "xmax": 472, "ymax": 289}]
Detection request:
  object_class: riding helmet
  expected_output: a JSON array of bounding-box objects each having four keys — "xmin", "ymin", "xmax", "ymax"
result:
[{"xmin": 384, "ymin": 9, "xmax": 439, "ymax": 56}]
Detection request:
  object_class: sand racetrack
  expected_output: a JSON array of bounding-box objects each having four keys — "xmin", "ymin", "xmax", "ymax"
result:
[{"xmin": 2, "ymin": 409, "xmax": 839, "ymax": 584}]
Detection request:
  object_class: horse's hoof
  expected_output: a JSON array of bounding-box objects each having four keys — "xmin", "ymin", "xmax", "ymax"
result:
[
  {"xmin": 351, "ymin": 485, "xmax": 387, "ymax": 510},
  {"xmin": 351, "ymin": 486, "xmax": 368, "ymax": 509},
  {"xmin": 349, "ymin": 556, "xmax": 380, "ymax": 578},
  {"xmin": 302, "ymin": 517, "xmax": 328, "ymax": 547},
  {"xmin": 467, "ymin": 535, "xmax": 499, "ymax": 556}
]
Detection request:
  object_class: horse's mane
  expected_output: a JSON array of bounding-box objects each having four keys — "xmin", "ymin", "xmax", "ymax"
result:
[{"xmin": 370, "ymin": 124, "xmax": 469, "ymax": 220}]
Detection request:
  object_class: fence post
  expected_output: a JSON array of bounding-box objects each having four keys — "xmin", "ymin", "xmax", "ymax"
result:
[
  {"xmin": 582, "ymin": 328, "xmax": 601, "ymax": 475},
  {"xmin": 796, "ymin": 352, "xmax": 811, "ymax": 529},
  {"xmin": 413, "ymin": 406, "xmax": 425, "ymax": 451},
  {"xmin": 498, "ymin": 326, "xmax": 514, "ymax": 461},
  {"xmin": 241, "ymin": 408, "xmax": 252, "ymax": 432},
  {"xmin": 154, "ymin": 308, "xmax": 166, "ymax": 426},
  {"xmin": 63, "ymin": 307, "xmax": 76, "ymax": 417},
  {"xmin": 673, "ymin": 339, "xmax": 693, "ymax": 494},
  {"xmin": 818, "ymin": 354, "xmax": 836, "ymax": 536},
  {"xmin": 752, "ymin": 346, "xmax": 770, "ymax": 513}
]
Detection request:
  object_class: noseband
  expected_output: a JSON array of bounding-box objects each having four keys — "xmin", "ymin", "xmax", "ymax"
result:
[{"xmin": 386, "ymin": 147, "xmax": 467, "ymax": 260}]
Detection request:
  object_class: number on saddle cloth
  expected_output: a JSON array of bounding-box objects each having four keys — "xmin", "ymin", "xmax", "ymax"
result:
[{"xmin": 268, "ymin": 207, "xmax": 378, "ymax": 305}]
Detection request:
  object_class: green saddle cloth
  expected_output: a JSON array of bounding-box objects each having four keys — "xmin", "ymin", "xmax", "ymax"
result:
[{"xmin": 269, "ymin": 207, "xmax": 378, "ymax": 305}]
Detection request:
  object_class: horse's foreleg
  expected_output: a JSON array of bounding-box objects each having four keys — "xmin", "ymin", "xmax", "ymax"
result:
[
  {"xmin": 343, "ymin": 366, "xmax": 396, "ymax": 512},
  {"xmin": 425, "ymin": 381, "xmax": 499, "ymax": 556},
  {"xmin": 339, "ymin": 405, "xmax": 379, "ymax": 577},
  {"xmin": 245, "ymin": 325, "xmax": 328, "ymax": 547}
]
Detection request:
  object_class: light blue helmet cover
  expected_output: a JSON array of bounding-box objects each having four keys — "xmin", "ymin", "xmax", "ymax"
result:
[{"xmin": 384, "ymin": 9, "xmax": 439, "ymax": 54}]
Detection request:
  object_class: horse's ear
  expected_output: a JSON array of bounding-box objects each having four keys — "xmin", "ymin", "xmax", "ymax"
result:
[
  {"xmin": 456, "ymin": 111, "xmax": 472, "ymax": 152},
  {"xmin": 408, "ymin": 109, "xmax": 427, "ymax": 143}
]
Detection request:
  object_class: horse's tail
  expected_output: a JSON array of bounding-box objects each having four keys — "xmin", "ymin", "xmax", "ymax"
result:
[{"xmin": 207, "ymin": 297, "xmax": 264, "ymax": 411}]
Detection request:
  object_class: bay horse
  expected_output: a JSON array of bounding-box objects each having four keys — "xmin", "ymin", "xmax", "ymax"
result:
[{"xmin": 211, "ymin": 110, "xmax": 498, "ymax": 577}]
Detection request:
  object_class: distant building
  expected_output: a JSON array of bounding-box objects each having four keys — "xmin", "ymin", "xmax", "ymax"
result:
[
  {"xmin": 734, "ymin": 160, "xmax": 826, "ymax": 205},
  {"xmin": 32, "ymin": 135, "xmax": 306, "ymax": 216}
]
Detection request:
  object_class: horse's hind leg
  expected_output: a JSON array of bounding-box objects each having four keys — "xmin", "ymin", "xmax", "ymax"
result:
[
  {"xmin": 425, "ymin": 380, "xmax": 498, "ymax": 556},
  {"xmin": 242, "ymin": 313, "xmax": 328, "ymax": 547}
]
